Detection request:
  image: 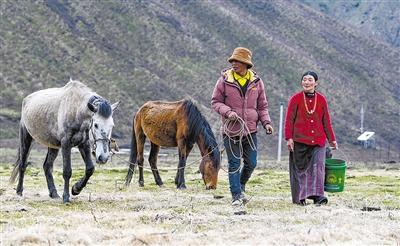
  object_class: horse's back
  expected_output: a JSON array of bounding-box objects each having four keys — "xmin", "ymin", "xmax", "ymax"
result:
[
  {"xmin": 138, "ymin": 100, "xmax": 186, "ymax": 119},
  {"xmin": 141, "ymin": 100, "xmax": 184, "ymax": 110},
  {"xmin": 21, "ymin": 81, "xmax": 92, "ymax": 148},
  {"xmin": 136, "ymin": 100, "xmax": 186, "ymax": 147},
  {"xmin": 22, "ymin": 81, "xmax": 89, "ymax": 116}
]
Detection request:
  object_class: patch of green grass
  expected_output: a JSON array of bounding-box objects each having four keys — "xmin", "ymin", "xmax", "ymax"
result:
[
  {"xmin": 345, "ymin": 174, "xmax": 400, "ymax": 197},
  {"xmin": 2, "ymin": 149, "xmax": 400, "ymax": 217},
  {"xmin": 0, "ymin": 108, "xmax": 20, "ymax": 119},
  {"xmin": 170, "ymin": 207, "xmax": 188, "ymax": 214},
  {"xmin": 0, "ymin": 128, "xmax": 18, "ymax": 139},
  {"xmin": 351, "ymin": 175, "xmax": 398, "ymax": 183},
  {"xmin": 0, "ymin": 168, "xmax": 11, "ymax": 176},
  {"xmin": 0, "ymin": 216, "xmax": 35, "ymax": 228},
  {"xmin": 138, "ymin": 215, "xmax": 152, "ymax": 224},
  {"xmin": 247, "ymin": 177, "xmax": 264, "ymax": 185},
  {"xmin": 2, "ymin": 165, "xmax": 10, "ymax": 170}
]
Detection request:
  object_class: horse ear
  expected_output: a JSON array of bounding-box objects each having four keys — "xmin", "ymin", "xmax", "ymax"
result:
[
  {"xmin": 111, "ymin": 101, "xmax": 120, "ymax": 111},
  {"xmin": 87, "ymin": 102, "xmax": 97, "ymax": 113}
]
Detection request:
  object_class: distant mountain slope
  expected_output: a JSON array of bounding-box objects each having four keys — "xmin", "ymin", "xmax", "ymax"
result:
[
  {"xmin": 300, "ymin": 0, "xmax": 400, "ymax": 48},
  {"xmin": 1, "ymin": 0, "xmax": 399, "ymax": 151}
]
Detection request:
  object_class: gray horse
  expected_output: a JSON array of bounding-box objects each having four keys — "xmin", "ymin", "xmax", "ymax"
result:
[{"xmin": 10, "ymin": 79, "xmax": 119, "ymax": 203}]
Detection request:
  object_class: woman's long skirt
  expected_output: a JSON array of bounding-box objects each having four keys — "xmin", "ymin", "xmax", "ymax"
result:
[{"xmin": 289, "ymin": 141, "xmax": 326, "ymax": 204}]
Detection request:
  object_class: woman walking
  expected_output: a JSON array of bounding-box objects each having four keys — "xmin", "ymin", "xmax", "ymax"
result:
[{"xmin": 284, "ymin": 71, "xmax": 338, "ymax": 205}]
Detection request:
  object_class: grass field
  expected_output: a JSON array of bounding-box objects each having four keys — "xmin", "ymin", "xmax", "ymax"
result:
[{"xmin": 0, "ymin": 147, "xmax": 399, "ymax": 245}]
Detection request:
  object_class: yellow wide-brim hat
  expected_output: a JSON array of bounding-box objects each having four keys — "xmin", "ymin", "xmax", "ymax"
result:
[{"xmin": 227, "ymin": 47, "xmax": 253, "ymax": 68}]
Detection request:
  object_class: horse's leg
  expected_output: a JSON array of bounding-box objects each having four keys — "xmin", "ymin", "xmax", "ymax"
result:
[
  {"xmin": 61, "ymin": 145, "xmax": 72, "ymax": 203},
  {"xmin": 136, "ymin": 130, "xmax": 146, "ymax": 187},
  {"xmin": 149, "ymin": 142, "xmax": 163, "ymax": 187},
  {"xmin": 72, "ymin": 141, "xmax": 95, "ymax": 196},
  {"xmin": 15, "ymin": 124, "xmax": 33, "ymax": 196},
  {"xmin": 175, "ymin": 139, "xmax": 187, "ymax": 189},
  {"xmin": 185, "ymin": 144, "xmax": 194, "ymax": 158},
  {"xmin": 43, "ymin": 148, "xmax": 60, "ymax": 198}
]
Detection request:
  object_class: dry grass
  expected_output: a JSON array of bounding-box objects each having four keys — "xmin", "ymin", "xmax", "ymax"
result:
[{"xmin": 0, "ymin": 148, "xmax": 399, "ymax": 245}]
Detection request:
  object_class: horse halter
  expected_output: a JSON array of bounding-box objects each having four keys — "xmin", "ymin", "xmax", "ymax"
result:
[{"xmin": 89, "ymin": 119, "xmax": 111, "ymax": 152}]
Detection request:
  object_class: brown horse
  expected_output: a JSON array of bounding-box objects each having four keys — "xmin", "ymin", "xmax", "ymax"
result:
[{"xmin": 125, "ymin": 99, "xmax": 221, "ymax": 189}]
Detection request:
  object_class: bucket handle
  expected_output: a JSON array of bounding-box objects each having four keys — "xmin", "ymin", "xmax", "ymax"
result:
[{"xmin": 329, "ymin": 147, "xmax": 351, "ymax": 166}]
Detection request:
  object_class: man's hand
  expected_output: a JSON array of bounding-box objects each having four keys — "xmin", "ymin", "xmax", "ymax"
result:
[
  {"xmin": 227, "ymin": 111, "xmax": 238, "ymax": 121},
  {"xmin": 265, "ymin": 124, "xmax": 273, "ymax": 135},
  {"xmin": 287, "ymin": 138, "xmax": 294, "ymax": 152}
]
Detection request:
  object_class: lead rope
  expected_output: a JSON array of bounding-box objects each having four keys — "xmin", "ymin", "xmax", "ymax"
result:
[
  {"xmin": 111, "ymin": 116, "xmax": 255, "ymax": 180},
  {"xmin": 112, "ymin": 141, "xmax": 223, "ymax": 173},
  {"xmin": 219, "ymin": 116, "xmax": 257, "ymax": 174}
]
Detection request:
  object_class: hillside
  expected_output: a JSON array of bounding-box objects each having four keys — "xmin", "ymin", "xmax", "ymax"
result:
[
  {"xmin": 300, "ymin": 0, "xmax": 400, "ymax": 48},
  {"xmin": 1, "ymin": 0, "xmax": 399, "ymax": 154}
]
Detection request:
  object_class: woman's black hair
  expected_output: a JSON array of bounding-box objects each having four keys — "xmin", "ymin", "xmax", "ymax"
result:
[{"xmin": 302, "ymin": 71, "xmax": 318, "ymax": 81}]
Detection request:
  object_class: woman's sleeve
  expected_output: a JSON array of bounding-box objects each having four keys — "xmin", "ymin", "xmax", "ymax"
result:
[
  {"xmin": 322, "ymin": 96, "xmax": 336, "ymax": 142},
  {"xmin": 284, "ymin": 95, "xmax": 297, "ymax": 140},
  {"xmin": 211, "ymin": 77, "xmax": 232, "ymax": 117}
]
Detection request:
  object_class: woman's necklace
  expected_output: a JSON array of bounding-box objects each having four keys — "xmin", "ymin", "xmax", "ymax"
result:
[{"xmin": 303, "ymin": 91, "xmax": 317, "ymax": 114}]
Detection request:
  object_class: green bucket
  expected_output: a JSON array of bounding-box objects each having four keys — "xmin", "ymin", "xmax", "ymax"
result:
[{"xmin": 324, "ymin": 158, "xmax": 346, "ymax": 192}]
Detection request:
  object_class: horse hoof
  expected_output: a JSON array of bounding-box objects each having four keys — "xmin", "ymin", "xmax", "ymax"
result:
[
  {"xmin": 158, "ymin": 184, "xmax": 165, "ymax": 188},
  {"xmin": 16, "ymin": 191, "xmax": 23, "ymax": 196},
  {"xmin": 63, "ymin": 194, "xmax": 70, "ymax": 203},
  {"xmin": 177, "ymin": 185, "xmax": 187, "ymax": 190},
  {"xmin": 138, "ymin": 182, "xmax": 144, "ymax": 187},
  {"xmin": 49, "ymin": 191, "xmax": 60, "ymax": 199},
  {"xmin": 71, "ymin": 185, "xmax": 80, "ymax": 196}
]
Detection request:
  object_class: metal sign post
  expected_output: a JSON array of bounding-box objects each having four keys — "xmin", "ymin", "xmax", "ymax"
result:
[{"xmin": 277, "ymin": 102, "xmax": 284, "ymax": 162}]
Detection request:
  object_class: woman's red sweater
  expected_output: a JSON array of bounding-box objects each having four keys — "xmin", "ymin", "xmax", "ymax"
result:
[{"xmin": 284, "ymin": 91, "xmax": 336, "ymax": 147}]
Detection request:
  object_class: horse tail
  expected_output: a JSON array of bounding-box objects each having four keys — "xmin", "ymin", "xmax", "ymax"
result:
[
  {"xmin": 9, "ymin": 146, "xmax": 20, "ymax": 184},
  {"xmin": 10, "ymin": 122, "xmax": 25, "ymax": 184},
  {"xmin": 129, "ymin": 114, "xmax": 137, "ymax": 164},
  {"xmin": 125, "ymin": 113, "xmax": 137, "ymax": 186},
  {"xmin": 10, "ymin": 121, "xmax": 33, "ymax": 184}
]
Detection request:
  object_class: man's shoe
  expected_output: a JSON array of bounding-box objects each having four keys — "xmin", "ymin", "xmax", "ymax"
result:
[
  {"xmin": 240, "ymin": 192, "xmax": 250, "ymax": 205},
  {"xmin": 232, "ymin": 199, "xmax": 246, "ymax": 215}
]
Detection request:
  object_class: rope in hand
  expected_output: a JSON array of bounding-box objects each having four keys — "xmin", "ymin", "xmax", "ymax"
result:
[{"xmin": 220, "ymin": 116, "xmax": 256, "ymax": 174}]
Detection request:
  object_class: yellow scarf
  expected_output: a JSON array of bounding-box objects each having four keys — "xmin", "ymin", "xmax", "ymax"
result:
[{"xmin": 233, "ymin": 71, "xmax": 250, "ymax": 87}]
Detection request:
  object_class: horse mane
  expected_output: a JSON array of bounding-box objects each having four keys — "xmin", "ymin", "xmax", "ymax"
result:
[
  {"xmin": 64, "ymin": 80, "xmax": 112, "ymax": 120},
  {"xmin": 97, "ymin": 100, "xmax": 112, "ymax": 118},
  {"xmin": 89, "ymin": 95, "xmax": 112, "ymax": 118},
  {"xmin": 182, "ymin": 100, "xmax": 220, "ymax": 168}
]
